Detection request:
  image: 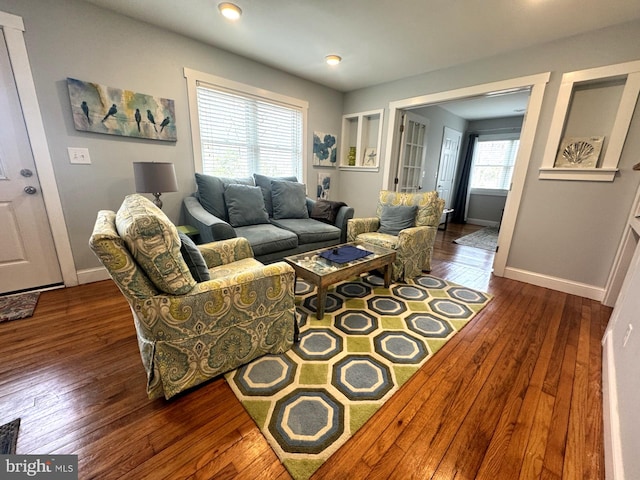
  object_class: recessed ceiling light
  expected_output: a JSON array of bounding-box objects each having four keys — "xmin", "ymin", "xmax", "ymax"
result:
[
  {"xmin": 325, "ymin": 55, "xmax": 342, "ymax": 66},
  {"xmin": 219, "ymin": 2, "xmax": 242, "ymax": 20}
]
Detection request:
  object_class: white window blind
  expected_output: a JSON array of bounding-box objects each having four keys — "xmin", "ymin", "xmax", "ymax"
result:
[
  {"xmin": 470, "ymin": 136, "xmax": 520, "ymax": 191},
  {"xmin": 196, "ymin": 83, "xmax": 303, "ymax": 178}
]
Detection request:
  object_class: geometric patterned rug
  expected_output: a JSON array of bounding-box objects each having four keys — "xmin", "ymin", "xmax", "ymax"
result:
[
  {"xmin": 454, "ymin": 226, "xmax": 499, "ymax": 252},
  {"xmin": 0, "ymin": 291, "xmax": 40, "ymax": 323},
  {"xmin": 225, "ymin": 273, "xmax": 492, "ymax": 480},
  {"xmin": 0, "ymin": 418, "xmax": 20, "ymax": 454}
]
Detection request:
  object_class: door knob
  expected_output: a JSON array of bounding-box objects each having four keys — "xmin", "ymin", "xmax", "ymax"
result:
[
  {"xmin": 24, "ymin": 186, "xmax": 37, "ymax": 195},
  {"xmin": 20, "ymin": 168, "xmax": 33, "ymax": 177}
]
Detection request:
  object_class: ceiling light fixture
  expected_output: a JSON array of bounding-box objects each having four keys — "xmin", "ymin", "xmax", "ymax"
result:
[
  {"xmin": 218, "ymin": 2, "xmax": 242, "ymax": 20},
  {"xmin": 325, "ymin": 55, "xmax": 342, "ymax": 66}
]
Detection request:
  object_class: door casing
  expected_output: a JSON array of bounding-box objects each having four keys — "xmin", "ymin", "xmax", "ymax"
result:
[{"xmin": 0, "ymin": 11, "xmax": 77, "ymax": 288}]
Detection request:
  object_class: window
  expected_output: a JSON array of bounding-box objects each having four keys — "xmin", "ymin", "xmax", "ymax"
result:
[
  {"xmin": 184, "ymin": 68, "xmax": 307, "ymax": 179},
  {"xmin": 469, "ymin": 134, "xmax": 520, "ymax": 191}
]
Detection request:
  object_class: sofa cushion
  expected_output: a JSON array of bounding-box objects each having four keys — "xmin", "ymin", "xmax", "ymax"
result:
[
  {"xmin": 234, "ymin": 224, "xmax": 298, "ymax": 256},
  {"xmin": 178, "ymin": 231, "xmax": 211, "ymax": 282},
  {"xmin": 224, "ymin": 184, "xmax": 270, "ymax": 227},
  {"xmin": 310, "ymin": 199, "xmax": 347, "ymax": 225},
  {"xmin": 195, "ymin": 173, "xmax": 255, "ymax": 221},
  {"xmin": 271, "ymin": 180, "xmax": 309, "ymax": 220},
  {"xmin": 116, "ymin": 194, "xmax": 196, "ymax": 295},
  {"xmin": 253, "ymin": 173, "xmax": 297, "ymax": 217},
  {"xmin": 378, "ymin": 205, "xmax": 417, "ymax": 236},
  {"xmin": 271, "ymin": 218, "xmax": 341, "ymax": 244}
]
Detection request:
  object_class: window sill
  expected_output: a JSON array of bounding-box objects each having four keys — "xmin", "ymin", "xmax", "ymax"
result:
[{"xmin": 469, "ymin": 188, "xmax": 509, "ymax": 197}]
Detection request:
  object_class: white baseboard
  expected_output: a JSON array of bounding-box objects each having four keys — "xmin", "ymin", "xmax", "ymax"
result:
[
  {"xmin": 502, "ymin": 267, "xmax": 605, "ymax": 301},
  {"xmin": 76, "ymin": 266, "xmax": 110, "ymax": 285},
  {"xmin": 602, "ymin": 330, "xmax": 624, "ymax": 479},
  {"xmin": 466, "ymin": 218, "xmax": 500, "ymax": 228}
]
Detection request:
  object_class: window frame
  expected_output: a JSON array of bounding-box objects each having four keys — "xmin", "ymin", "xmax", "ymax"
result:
[
  {"xmin": 184, "ymin": 67, "xmax": 308, "ymax": 180},
  {"xmin": 469, "ymin": 133, "xmax": 520, "ymax": 195}
]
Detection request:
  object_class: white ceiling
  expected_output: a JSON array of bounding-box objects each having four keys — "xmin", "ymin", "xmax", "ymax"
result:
[{"xmin": 83, "ymin": 0, "xmax": 640, "ymax": 93}]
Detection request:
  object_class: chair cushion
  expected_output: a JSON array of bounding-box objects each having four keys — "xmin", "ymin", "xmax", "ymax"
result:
[
  {"xmin": 310, "ymin": 199, "xmax": 347, "ymax": 225},
  {"xmin": 116, "ymin": 194, "xmax": 196, "ymax": 295},
  {"xmin": 253, "ymin": 173, "xmax": 298, "ymax": 217},
  {"xmin": 195, "ymin": 173, "xmax": 255, "ymax": 221},
  {"xmin": 178, "ymin": 231, "xmax": 210, "ymax": 282},
  {"xmin": 378, "ymin": 205, "xmax": 417, "ymax": 236},
  {"xmin": 224, "ymin": 184, "xmax": 270, "ymax": 227},
  {"xmin": 271, "ymin": 180, "xmax": 309, "ymax": 219}
]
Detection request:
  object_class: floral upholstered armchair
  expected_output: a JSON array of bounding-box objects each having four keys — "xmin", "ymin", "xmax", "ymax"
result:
[
  {"xmin": 347, "ymin": 190, "xmax": 445, "ymax": 281},
  {"xmin": 90, "ymin": 194, "xmax": 296, "ymax": 400}
]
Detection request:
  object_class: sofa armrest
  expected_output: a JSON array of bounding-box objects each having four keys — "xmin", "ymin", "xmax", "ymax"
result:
[
  {"xmin": 198, "ymin": 237, "xmax": 254, "ymax": 268},
  {"xmin": 183, "ymin": 195, "xmax": 236, "ymax": 244},
  {"xmin": 347, "ymin": 217, "xmax": 379, "ymax": 242},
  {"xmin": 306, "ymin": 198, "xmax": 355, "ymax": 243},
  {"xmin": 334, "ymin": 205, "xmax": 355, "ymax": 243}
]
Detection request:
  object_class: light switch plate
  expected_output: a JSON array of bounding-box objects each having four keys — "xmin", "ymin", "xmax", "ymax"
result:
[{"xmin": 68, "ymin": 147, "xmax": 91, "ymax": 164}]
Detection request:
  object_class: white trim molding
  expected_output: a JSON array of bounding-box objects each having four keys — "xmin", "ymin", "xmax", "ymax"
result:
[
  {"xmin": 602, "ymin": 329, "xmax": 625, "ymax": 480},
  {"xmin": 1, "ymin": 10, "xmax": 78, "ymax": 287},
  {"xmin": 76, "ymin": 267, "xmax": 110, "ymax": 285},
  {"xmin": 503, "ymin": 267, "xmax": 605, "ymax": 301},
  {"xmin": 382, "ymin": 72, "xmax": 551, "ymax": 277}
]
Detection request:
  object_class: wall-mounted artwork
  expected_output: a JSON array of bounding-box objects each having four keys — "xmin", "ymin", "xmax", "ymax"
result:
[
  {"xmin": 554, "ymin": 136, "xmax": 604, "ymax": 168},
  {"xmin": 317, "ymin": 172, "xmax": 331, "ymax": 199},
  {"xmin": 313, "ymin": 131, "xmax": 337, "ymax": 167},
  {"xmin": 66, "ymin": 78, "xmax": 176, "ymax": 142}
]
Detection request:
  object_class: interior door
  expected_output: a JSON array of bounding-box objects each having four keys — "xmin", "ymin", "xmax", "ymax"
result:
[
  {"xmin": 0, "ymin": 29, "xmax": 62, "ymax": 294},
  {"xmin": 396, "ymin": 112, "xmax": 429, "ymax": 193},
  {"xmin": 435, "ymin": 126, "xmax": 462, "ymax": 208}
]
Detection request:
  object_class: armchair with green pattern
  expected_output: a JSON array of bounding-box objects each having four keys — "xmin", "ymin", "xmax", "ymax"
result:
[
  {"xmin": 347, "ymin": 190, "xmax": 445, "ymax": 281},
  {"xmin": 89, "ymin": 194, "xmax": 296, "ymax": 400}
]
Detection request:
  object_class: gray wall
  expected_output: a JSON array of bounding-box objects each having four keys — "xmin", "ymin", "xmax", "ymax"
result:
[
  {"xmin": 342, "ymin": 20, "xmax": 640, "ymax": 289},
  {"xmin": 0, "ymin": 0, "xmax": 343, "ymax": 271}
]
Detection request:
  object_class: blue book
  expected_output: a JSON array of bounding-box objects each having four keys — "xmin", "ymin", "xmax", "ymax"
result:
[{"xmin": 319, "ymin": 245, "xmax": 373, "ymax": 264}]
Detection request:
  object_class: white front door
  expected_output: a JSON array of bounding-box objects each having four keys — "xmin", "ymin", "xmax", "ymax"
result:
[
  {"xmin": 396, "ymin": 112, "xmax": 429, "ymax": 193},
  {"xmin": 435, "ymin": 126, "xmax": 462, "ymax": 208},
  {"xmin": 0, "ymin": 29, "xmax": 62, "ymax": 294}
]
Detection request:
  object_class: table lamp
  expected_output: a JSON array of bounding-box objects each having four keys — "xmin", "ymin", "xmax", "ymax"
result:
[{"xmin": 133, "ymin": 161, "xmax": 178, "ymax": 209}]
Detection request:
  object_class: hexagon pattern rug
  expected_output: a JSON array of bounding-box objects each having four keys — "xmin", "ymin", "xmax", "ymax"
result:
[{"xmin": 225, "ymin": 274, "xmax": 492, "ymax": 480}]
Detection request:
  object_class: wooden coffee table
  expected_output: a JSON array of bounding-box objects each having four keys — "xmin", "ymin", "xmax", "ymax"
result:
[{"xmin": 284, "ymin": 242, "xmax": 396, "ymax": 319}]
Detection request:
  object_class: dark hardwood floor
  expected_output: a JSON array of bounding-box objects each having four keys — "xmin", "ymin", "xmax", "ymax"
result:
[{"xmin": 0, "ymin": 223, "xmax": 609, "ymax": 479}]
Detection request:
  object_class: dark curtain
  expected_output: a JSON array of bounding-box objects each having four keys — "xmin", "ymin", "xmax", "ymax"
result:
[{"xmin": 451, "ymin": 133, "xmax": 478, "ymax": 224}]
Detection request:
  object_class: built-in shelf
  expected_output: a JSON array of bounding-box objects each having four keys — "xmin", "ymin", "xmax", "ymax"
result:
[
  {"xmin": 539, "ymin": 60, "xmax": 640, "ymax": 181},
  {"xmin": 340, "ymin": 109, "xmax": 383, "ymax": 171}
]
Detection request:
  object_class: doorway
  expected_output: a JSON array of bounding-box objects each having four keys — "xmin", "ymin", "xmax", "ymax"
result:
[
  {"xmin": 0, "ymin": 11, "xmax": 76, "ymax": 293},
  {"xmin": 382, "ymin": 73, "xmax": 550, "ymax": 277}
]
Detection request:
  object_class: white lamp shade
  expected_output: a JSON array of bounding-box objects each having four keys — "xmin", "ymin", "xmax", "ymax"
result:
[{"xmin": 133, "ymin": 162, "xmax": 178, "ymax": 194}]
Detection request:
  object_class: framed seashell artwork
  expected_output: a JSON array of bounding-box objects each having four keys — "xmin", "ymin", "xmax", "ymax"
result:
[{"xmin": 554, "ymin": 136, "xmax": 604, "ymax": 168}]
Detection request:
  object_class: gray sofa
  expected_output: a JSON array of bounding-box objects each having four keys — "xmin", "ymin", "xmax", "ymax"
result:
[{"xmin": 183, "ymin": 173, "xmax": 354, "ymax": 263}]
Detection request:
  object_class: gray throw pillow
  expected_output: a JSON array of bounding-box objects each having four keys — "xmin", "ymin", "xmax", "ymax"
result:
[
  {"xmin": 271, "ymin": 180, "xmax": 309, "ymax": 219},
  {"xmin": 378, "ymin": 205, "xmax": 418, "ymax": 236},
  {"xmin": 178, "ymin": 231, "xmax": 210, "ymax": 283},
  {"xmin": 253, "ymin": 173, "xmax": 298, "ymax": 217},
  {"xmin": 224, "ymin": 184, "xmax": 270, "ymax": 227},
  {"xmin": 195, "ymin": 173, "xmax": 254, "ymax": 221}
]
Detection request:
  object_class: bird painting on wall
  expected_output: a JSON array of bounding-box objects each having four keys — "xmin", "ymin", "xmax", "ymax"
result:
[
  {"xmin": 147, "ymin": 110, "xmax": 157, "ymax": 132},
  {"xmin": 81, "ymin": 101, "xmax": 91, "ymax": 124},
  {"xmin": 102, "ymin": 104, "xmax": 117, "ymax": 122},
  {"xmin": 67, "ymin": 78, "xmax": 176, "ymax": 142},
  {"xmin": 134, "ymin": 108, "xmax": 142, "ymax": 132},
  {"xmin": 159, "ymin": 116, "xmax": 170, "ymax": 132}
]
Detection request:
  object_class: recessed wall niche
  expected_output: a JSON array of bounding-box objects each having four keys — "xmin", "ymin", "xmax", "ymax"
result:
[{"xmin": 539, "ymin": 60, "xmax": 640, "ymax": 181}]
